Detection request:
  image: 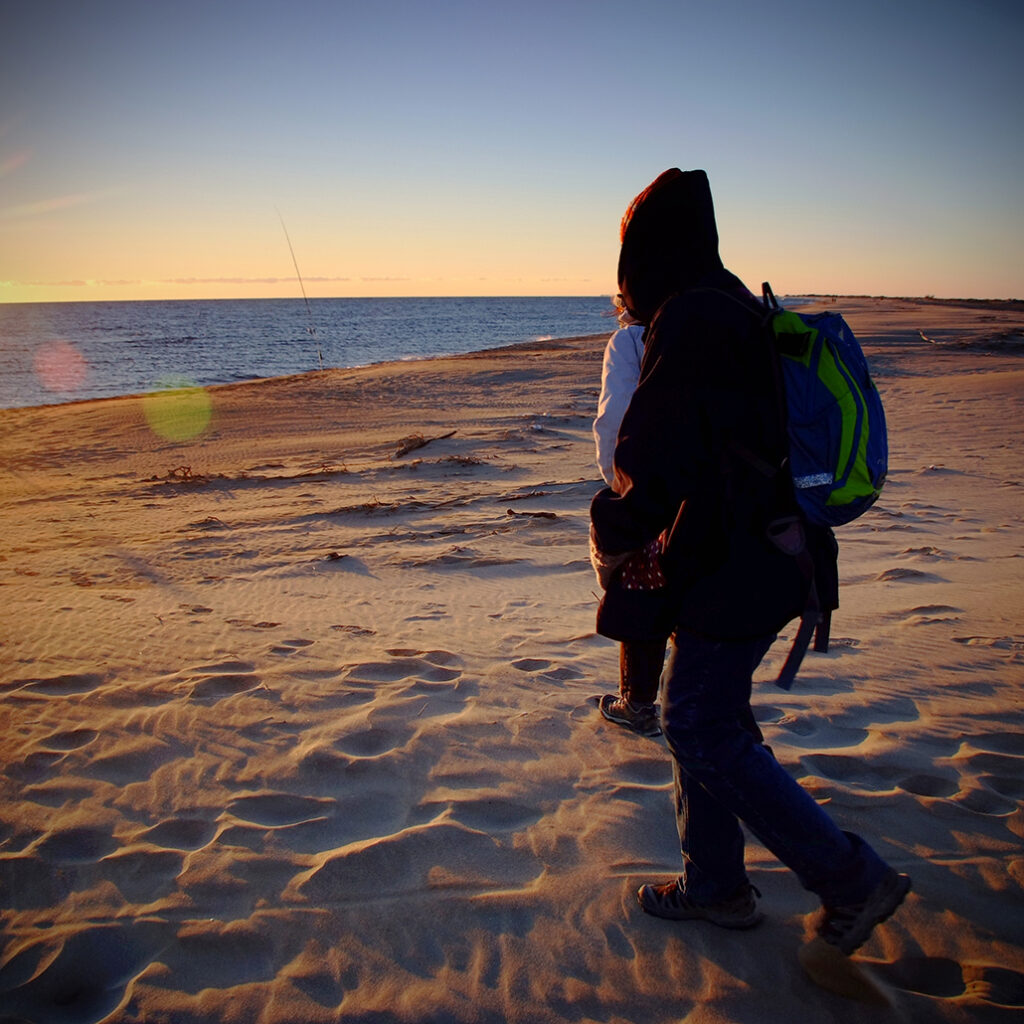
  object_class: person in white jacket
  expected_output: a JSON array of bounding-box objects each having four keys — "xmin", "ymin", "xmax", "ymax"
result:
[{"xmin": 592, "ymin": 298, "xmax": 666, "ymax": 737}]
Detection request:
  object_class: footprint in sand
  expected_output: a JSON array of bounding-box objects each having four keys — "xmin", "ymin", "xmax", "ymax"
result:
[
  {"xmin": 968, "ymin": 731, "xmax": 1024, "ymax": 755},
  {"xmin": 84, "ymin": 735, "xmax": 186, "ymax": 787},
  {"xmin": 898, "ymin": 774, "xmax": 959, "ymax": 798},
  {"xmin": 875, "ymin": 957, "xmax": 1024, "ymax": 1008},
  {"xmin": 0, "ymin": 920, "xmax": 168, "ymax": 1022},
  {"xmin": 511, "ymin": 658, "xmax": 551, "ymax": 672},
  {"xmin": 980, "ymin": 775, "xmax": 1024, "ymax": 800},
  {"xmin": 615, "ymin": 755, "xmax": 674, "ymax": 787},
  {"xmin": 953, "ymin": 635, "xmax": 1024, "ymax": 651},
  {"xmin": 799, "ymin": 754, "xmax": 906, "ymax": 792},
  {"xmin": 170, "ymin": 924, "xmax": 277, "ymax": 991},
  {"xmin": 965, "ymin": 750, "xmax": 1024, "ymax": 775},
  {"xmin": 333, "ymin": 725, "xmax": 414, "ymax": 757},
  {"xmin": 897, "ymin": 604, "xmax": 962, "ymax": 626},
  {"xmin": 775, "ymin": 719, "xmax": 869, "ymax": 749},
  {"xmin": 289, "ymin": 820, "xmax": 542, "ymax": 903},
  {"xmin": 194, "ymin": 659, "xmax": 257, "ymax": 674},
  {"xmin": 34, "ymin": 825, "xmax": 118, "ymax": 863},
  {"xmin": 270, "ymin": 637, "xmax": 316, "ymax": 655},
  {"xmin": 331, "ymin": 624, "xmax": 376, "ymax": 637},
  {"xmin": 955, "ymin": 787, "xmax": 1018, "ymax": 816},
  {"xmin": 228, "ymin": 793, "xmax": 336, "ymax": 827},
  {"xmin": 6, "ymin": 672, "xmax": 105, "ymax": 696},
  {"xmin": 345, "ymin": 654, "xmax": 462, "ymax": 684},
  {"xmin": 4, "ymin": 750, "xmax": 64, "ymax": 783},
  {"xmin": 447, "ymin": 797, "xmax": 543, "ymax": 832},
  {"xmin": 875, "ymin": 567, "xmax": 945, "ymax": 583},
  {"xmin": 40, "ymin": 728, "xmax": 98, "ymax": 751},
  {"xmin": 138, "ymin": 817, "xmax": 217, "ymax": 850},
  {"xmin": 188, "ymin": 660, "xmax": 263, "ymax": 701},
  {"xmin": 899, "ymin": 545, "xmax": 952, "ymax": 560},
  {"xmin": 0, "ymin": 855, "xmax": 79, "ymax": 909},
  {"xmin": 100, "ymin": 846, "xmax": 185, "ymax": 902},
  {"xmin": 404, "ymin": 602, "xmax": 449, "ymax": 623}
]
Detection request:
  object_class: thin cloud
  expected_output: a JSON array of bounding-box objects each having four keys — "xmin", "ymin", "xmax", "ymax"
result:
[
  {"xmin": 0, "ymin": 190, "xmax": 114, "ymax": 220},
  {"xmin": 160, "ymin": 276, "xmax": 354, "ymax": 285}
]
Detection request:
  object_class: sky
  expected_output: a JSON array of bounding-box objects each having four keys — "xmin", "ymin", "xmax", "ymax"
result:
[{"xmin": 1, "ymin": 0, "xmax": 1022, "ymax": 303}]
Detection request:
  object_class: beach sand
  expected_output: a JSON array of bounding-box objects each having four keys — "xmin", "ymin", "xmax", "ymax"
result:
[{"xmin": 1, "ymin": 297, "xmax": 1023, "ymax": 1023}]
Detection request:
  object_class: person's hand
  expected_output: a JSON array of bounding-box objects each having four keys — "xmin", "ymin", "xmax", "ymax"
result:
[{"xmin": 589, "ymin": 526, "xmax": 632, "ymax": 590}]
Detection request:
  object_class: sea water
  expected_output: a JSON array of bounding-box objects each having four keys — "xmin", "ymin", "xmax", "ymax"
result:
[{"xmin": 0, "ymin": 296, "xmax": 615, "ymax": 410}]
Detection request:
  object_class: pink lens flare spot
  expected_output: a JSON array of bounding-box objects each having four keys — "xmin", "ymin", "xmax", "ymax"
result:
[{"xmin": 33, "ymin": 340, "xmax": 89, "ymax": 393}]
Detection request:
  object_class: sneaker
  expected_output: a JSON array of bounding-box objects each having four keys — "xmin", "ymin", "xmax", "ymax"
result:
[
  {"xmin": 599, "ymin": 694, "xmax": 661, "ymax": 737},
  {"xmin": 637, "ymin": 880, "xmax": 763, "ymax": 929},
  {"xmin": 815, "ymin": 868, "xmax": 911, "ymax": 955}
]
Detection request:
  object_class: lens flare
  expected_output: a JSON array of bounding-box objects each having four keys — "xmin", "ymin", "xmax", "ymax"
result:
[
  {"xmin": 33, "ymin": 340, "xmax": 89, "ymax": 393},
  {"xmin": 142, "ymin": 377, "xmax": 213, "ymax": 441}
]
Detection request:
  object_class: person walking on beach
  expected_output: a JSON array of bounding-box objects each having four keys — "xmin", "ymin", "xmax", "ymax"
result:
[
  {"xmin": 589, "ymin": 168, "xmax": 910, "ymax": 956},
  {"xmin": 593, "ymin": 298, "xmax": 665, "ymax": 738}
]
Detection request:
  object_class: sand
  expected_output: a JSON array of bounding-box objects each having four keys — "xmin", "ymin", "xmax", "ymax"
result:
[{"xmin": 1, "ymin": 296, "xmax": 1023, "ymax": 1023}]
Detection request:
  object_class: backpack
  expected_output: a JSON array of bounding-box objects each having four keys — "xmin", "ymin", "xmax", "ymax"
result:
[
  {"xmin": 761, "ymin": 283, "xmax": 888, "ymax": 528},
  {"xmin": 720, "ymin": 284, "xmax": 888, "ymax": 688}
]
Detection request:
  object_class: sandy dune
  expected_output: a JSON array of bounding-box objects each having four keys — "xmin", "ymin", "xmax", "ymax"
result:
[{"xmin": 1, "ymin": 297, "xmax": 1023, "ymax": 1023}]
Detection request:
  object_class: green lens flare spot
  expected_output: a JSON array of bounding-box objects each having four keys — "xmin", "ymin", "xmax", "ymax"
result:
[{"xmin": 142, "ymin": 377, "xmax": 213, "ymax": 440}]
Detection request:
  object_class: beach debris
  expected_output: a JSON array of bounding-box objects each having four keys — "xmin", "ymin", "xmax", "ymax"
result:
[
  {"xmin": 440, "ymin": 454, "xmax": 486, "ymax": 466},
  {"xmin": 394, "ymin": 430, "xmax": 456, "ymax": 458},
  {"xmin": 326, "ymin": 551, "xmax": 347, "ymax": 561},
  {"xmin": 506, "ymin": 508, "xmax": 558, "ymax": 520},
  {"xmin": 506, "ymin": 489, "xmax": 552, "ymax": 501},
  {"xmin": 298, "ymin": 460, "xmax": 348, "ymax": 476},
  {"xmin": 188, "ymin": 516, "xmax": 229, "ymax": 529}
]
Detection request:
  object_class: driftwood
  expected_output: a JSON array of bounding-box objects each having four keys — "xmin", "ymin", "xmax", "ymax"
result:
[
  {"xmin": 505, "ymin": 508, "xmax": 558, "ymax": 520},
  {"xmin": 394, "ymin": 430, "xmax": 456, "ymax": 458}
]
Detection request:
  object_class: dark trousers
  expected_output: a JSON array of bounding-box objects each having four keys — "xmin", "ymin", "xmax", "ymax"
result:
[
  {"xmin": 661, "ymin": 630, "xmax": 888, "ymax": 904},
  {"xmin": 619, "ymin": 639, "xmax": 665, "ymax": 705}
]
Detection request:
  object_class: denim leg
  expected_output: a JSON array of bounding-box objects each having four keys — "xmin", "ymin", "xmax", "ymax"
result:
[{"xmin": 662, "ymin": 630, "xmax": 889, "ymax": 906}]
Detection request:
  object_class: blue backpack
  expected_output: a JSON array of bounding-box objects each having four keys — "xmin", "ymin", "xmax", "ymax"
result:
[
  {"xmin": 762, "ymin": 283, "xmax": 888, "ymax": 527},
  {"xmin": 716, "ymin": 284, "xmax": 888, "ymax": 688}
]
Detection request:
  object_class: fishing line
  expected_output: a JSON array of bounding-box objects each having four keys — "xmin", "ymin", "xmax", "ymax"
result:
[{"xmin": 276, "ymin": 208, "xmax": 323, "ymax": 370}]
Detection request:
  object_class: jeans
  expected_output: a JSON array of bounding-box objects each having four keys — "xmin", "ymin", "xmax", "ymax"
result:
[{"xmin": 661, "ymin": 630, "xmax": 889, "ymax": 906}]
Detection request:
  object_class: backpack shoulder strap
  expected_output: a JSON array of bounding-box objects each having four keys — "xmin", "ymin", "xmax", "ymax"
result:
[{"xmin": 694, "ymin": 282, "xmax": 833, "ymax": 687}]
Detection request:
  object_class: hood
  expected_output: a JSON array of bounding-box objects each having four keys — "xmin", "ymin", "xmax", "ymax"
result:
[{"xmin": 617, "ymin": 168, "xmax": 723, "ymax": 324}]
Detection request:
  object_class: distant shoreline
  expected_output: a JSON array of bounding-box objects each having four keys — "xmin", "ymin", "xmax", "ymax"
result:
[
  {"xmin": 801, "ymin": 294, "xmax": 1024, "ymax": 311},
  {"xmin": 1, "ymin": 293, "xmax": 1020, "ymax": 309}
]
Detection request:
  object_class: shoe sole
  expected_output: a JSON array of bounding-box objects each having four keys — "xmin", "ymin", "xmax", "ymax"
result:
[
  {"xmin": 827, "ymin": 871, "xmax": 912, "ymax": 955},
  {"xmin": 636, "ymin": 885, "xmax": 764, "ymax": 929}
]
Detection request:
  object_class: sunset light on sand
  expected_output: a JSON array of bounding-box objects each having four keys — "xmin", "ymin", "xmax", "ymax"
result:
[{"xmin": 2, "ymin": 2, "xmax": 1024, "ymax": 1022}]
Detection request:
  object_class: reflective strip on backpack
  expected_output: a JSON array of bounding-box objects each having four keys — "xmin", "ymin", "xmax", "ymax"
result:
[{"xmin": 794, "ymin": 473, "xmax": 833, "ymax": 489}]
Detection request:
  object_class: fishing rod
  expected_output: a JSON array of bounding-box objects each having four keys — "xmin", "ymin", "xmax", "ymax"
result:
[{"xmin": 276, "ymin": 209, "xmax": 323, "ymax": 370}]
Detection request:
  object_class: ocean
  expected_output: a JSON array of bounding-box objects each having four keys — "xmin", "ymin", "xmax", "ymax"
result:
[{"xmin": 0, "ymin": 296, "xmax": 616, "ymax": 410}]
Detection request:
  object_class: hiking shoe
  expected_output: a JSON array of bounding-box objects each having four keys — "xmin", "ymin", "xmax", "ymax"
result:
[
  {"xmin": 637, "ymin": 880, "xmax": 763, "ymax": 929},
  {"xmin": 599, "ymin": 694, "xmax": 661, "ymax": 737},
  {"xmin": 815, "ymin": 868, "xmax": 911, "ymax": 955}
]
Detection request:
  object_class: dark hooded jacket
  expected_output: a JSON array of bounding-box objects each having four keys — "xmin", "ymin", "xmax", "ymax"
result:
[{"xmin": 590, "ymin": 169, "xmax": 837, "ymax": 640}]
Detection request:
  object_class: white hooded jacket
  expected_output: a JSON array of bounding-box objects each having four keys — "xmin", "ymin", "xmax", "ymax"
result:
[{"xmin": 593, "ymin": 323, "xmax": 645, "ymax": 487}]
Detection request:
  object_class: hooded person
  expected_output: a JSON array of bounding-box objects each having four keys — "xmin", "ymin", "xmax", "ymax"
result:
[{"xmin": 589, "ymin": 169, "xmax": 910, "ymax": 959}]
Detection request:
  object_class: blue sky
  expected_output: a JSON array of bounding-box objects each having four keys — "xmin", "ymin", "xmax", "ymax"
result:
[{"xmin": 1, "ymin": 0, "xmax": 1021, "ymax": 301}]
